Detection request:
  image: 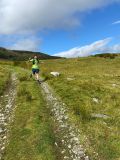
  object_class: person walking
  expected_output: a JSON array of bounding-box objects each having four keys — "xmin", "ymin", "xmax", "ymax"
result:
[{"xmin": 29, "ymin": 56, "xmax": 40, "ymax": 83}]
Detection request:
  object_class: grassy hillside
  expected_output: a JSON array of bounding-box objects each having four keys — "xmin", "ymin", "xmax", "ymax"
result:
[
  {"xmin": 0, "ymin": 47, "xmax": 60, "ymax": 61},
  {"xmin": 0, "ymin": 56, "xmax": 120, "ymax": 160},
  {"xmin": 41, "ymin": 57, "xmax": 120, "ymax": 160}
]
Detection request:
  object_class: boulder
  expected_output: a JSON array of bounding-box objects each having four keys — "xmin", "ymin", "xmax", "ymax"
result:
[
  {"xmin": 91, "ymin": 113, "xmax": 109, "ymax": 119},
  {"xmin": 92, "ymin": 98, "xmax": 99, "ymax": 103},
  {"xmin": 67, "ymin": 78, "xmax": 74, "ymax": 81},
  {"xmin": 50, "ymin": 72, "xmax": 60, "ymax": 77}
]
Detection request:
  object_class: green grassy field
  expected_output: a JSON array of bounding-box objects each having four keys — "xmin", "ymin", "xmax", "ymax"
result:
[
  {"xmin": 0, "ymin": 57, "xmax": 120, "ymax": 160},
  {"xmin": 41, "ymin": 57, "xmax": 120, "ymax": 160}
]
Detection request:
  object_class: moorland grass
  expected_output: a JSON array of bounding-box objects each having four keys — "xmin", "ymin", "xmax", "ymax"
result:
[
  {"xmin": 40, "ymin": 57, "xmax": 120, "ymax": 160},
  {"xmin": 1, "ymin": 57, "xmax": 120, "ymax": 160},
  {"xmin": 0, "ymin": 64, "xmax": 11, "ymax": 95}
]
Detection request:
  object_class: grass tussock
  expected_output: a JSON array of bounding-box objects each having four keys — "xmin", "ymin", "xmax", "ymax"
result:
[
  {"xmin": 18, "ymin": 73, "xmax": 30, "ymax": 81},
  {"xmin": 0, "ymin": 64, "xmax": 11, "ymax": 95},
  {"xmin": 13, "ymin": 61, "xmax": 30, "ymax": 69},
  {"xmin": 17, "ymin": 85, "xmax": 33, "ymax": 101}
]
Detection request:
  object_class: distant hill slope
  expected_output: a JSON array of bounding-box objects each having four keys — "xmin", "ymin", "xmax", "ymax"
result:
[
  {"xmin": 0, "ymin": 47, "xmax": 60, "ymax": 61},
  {"xmin": 92, "ymin": 53, "xmax": 119, "ymax": 59}
]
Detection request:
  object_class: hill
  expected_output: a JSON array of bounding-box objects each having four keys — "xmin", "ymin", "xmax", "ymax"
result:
[
  {"xmin": 0, "ymin": 47, "xmax": 60, "ymax": 60},
  {"xmin": 92, "ymin": 53, "xmax": 119, "ymax": 59}
]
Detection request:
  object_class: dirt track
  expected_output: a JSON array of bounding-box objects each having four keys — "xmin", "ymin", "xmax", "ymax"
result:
[
  {"xmin": 41, "ymin": 82, "xmax": 89, "ymax": 160},
  {"xmin": 0, "ymin": 73, "xmax": 17, "ymax": 160}
]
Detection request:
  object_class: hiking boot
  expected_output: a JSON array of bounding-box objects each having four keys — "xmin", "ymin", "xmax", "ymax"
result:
[{"xmin": 37, "ymin": 80, "xmax": 41, "ymax": 84}]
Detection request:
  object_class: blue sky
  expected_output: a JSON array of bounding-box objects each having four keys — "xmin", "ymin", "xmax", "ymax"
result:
[
  {"xmin": 0, "ymin": 0, "xmax": 120, "ymax": 57},
  {"xmin": 42, "ymin": 3, "xmax": 120, "ymax": 55}
]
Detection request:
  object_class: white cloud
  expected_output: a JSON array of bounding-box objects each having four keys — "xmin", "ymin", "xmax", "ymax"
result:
[
  {"xmin": 53, "ymin": 38, "xmax": 120, "ymax": 58},
  {"xmin": 9, "ymin": 37, "xmax": 41, "ymax": 51},
  {"xmin": 0, "ymin": 0, "xmax": 119, "ymax": 34},
  {"xmin": 110, "ymin": 44, "xmax": 120, "ymax": 52},
  {"xmin": 112, "ymin": 20, "xmax": 120, "ymax": 25},
  {"xmin": 0, "ymin": 0, "xmax": 120, "ymax": 52}
]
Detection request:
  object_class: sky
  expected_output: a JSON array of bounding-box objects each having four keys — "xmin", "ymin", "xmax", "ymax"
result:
[{"xmin": 0, "ymin": 0, "xmax": 120, "ymax": 58}]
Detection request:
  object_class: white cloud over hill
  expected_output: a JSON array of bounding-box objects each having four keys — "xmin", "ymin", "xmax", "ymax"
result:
[{"xmin": 53, "ymin": 38, "xmax": 120, "ymax": 58}]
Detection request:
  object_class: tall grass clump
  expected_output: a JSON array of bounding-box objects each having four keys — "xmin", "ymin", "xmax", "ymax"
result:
[
  {"xmin": 17, "ymin": 86, "xmax": 33, "ymax": 101},
  {"xmin": 13, "ymin": 61, "xmax": 30, "ymax": 69},
  {"xmin": 0, "ymin": 64, "xmax": 11, "ymax": 95},
  {"xmin": 73, "ymin": 103, "xmax": 92, "ymax": 121}
]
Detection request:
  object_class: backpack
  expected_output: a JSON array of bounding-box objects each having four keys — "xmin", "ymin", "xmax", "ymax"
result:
[{"xmin": 33, "ymin": 58, "xmax": 39, "ymax": 65}]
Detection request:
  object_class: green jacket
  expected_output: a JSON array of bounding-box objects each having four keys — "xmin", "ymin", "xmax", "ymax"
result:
[{"xmin": 30, "ymin": 59, "xmax": 39, "ymax": 69}]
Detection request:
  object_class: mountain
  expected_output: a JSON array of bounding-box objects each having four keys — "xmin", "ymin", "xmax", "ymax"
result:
[{"xmin": 0, "ymin": 47, "xmax": 60, "ymax": 61}]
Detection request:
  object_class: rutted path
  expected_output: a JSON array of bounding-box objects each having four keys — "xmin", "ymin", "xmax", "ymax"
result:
[
  {"xmin": 41, "ymin": 82, "xmax": 89, "ymax": 160},
  {"xmin": 0, "ymin": 73, "xmax": 18, "ymax": 160}
]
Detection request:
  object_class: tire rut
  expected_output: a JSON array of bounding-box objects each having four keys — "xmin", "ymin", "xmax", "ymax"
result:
[
  {"xmin": 40, "ymin": 82, "xmax": 89, "ymax": 160},
  {"xmin": 0, "ymin": 73, "xmax": 18, "ymax": 160}
]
